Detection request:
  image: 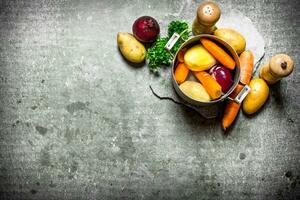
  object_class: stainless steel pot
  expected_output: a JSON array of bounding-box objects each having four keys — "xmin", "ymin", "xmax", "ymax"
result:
[{"xmin": 170, "ymin": 34, "xmax": 241, "ymax": 107}]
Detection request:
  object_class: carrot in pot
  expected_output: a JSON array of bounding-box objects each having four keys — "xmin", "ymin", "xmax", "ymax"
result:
[
  {"xmin": 239, "ymin": 50, "xmax": 254, "ymax": 85},
  {"xmin": 174, "ymin": 63, "xmax": 189, "ymax": 84},
  {"xmin": 200, "ymin": 38, "xmax": 236, "ymax": 70},
  {"xmin": 177, "ymin": 48, "xmax": 187, "ymax": 63},
  {"xmin": 194, "ymin": 71, "xmax": 222, "ymax": 100},
  {"xmin": 222, "ymin": 84, "xmax": 244, "ymax": 130}
]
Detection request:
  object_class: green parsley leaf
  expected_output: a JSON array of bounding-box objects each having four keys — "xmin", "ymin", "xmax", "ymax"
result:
[{"xmin": 146, "ymin": 21, "xmax": 190, "ymax": 72}]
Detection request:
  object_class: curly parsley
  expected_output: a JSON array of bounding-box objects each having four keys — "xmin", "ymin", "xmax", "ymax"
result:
[{"xmin": 146, "ymin": 21, "xmax": 190, "ymax": 72}]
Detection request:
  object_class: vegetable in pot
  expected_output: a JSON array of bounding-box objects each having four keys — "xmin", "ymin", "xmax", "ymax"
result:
[
  {"xmin": 209, "ymin": 65, "xmax": 233, "ymax": 93},
  {"xmin": 174, "ymin": 63, "xmax": 189, "ymax": 84},
  {"xmin": 184, "ymin": 44, "xmax": 217, "ymax": 71},
  {"xmin": 177, "ymin": 48, "xmax": 187, "ymax": 63},
  {"xmin": 194, "ymin": 71, "xmax": 222, "ymax": 100},
  {"xmin": 179, "ymin": 81, "xmax": 211, "ymax": 102},
  {"xmin": 200, "ymin": 38, "xmax": 236, "ymax": 70}
]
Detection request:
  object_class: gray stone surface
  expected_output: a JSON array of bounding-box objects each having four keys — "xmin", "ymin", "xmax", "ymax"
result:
[{"xmin": 0, "ymin": 0, "xmax": 299, "ymax": 199}]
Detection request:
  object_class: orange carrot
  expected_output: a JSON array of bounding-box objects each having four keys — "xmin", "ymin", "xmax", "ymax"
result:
[
  {"xmin": 239, "ymin": 50, "xmax": 254, "ymax": 85},
  {"xmin": 222, "ymin": 84, "xmax": 244, "ymax": 130},
  {"xmin": 194, "ymin": 71, "xmax": 222, "ymax": 100},
  {"xmin": 177, "ymin": 48, "xmax": 187, "ymax": 63},
  {"xmin": 174, "ymin": 63, "xmax": 189, "ymax": 84},
  {"xmin": 229, "ymin": 83, "xmax": 244, "ymax": 99},
  {"xmin": 221, "ymin": 50, "xmax": 255, "ymax": 130},
  {"xmin": 200, "ymin": 38, "xmax": 236, "ymax": 70},
  {"xmin": 222, "ymin": 101, "xmax": 240, "ymax": 130}
]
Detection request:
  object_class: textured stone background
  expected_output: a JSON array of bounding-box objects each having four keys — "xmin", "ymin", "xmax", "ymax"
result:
[{"xmin": 0, "ymin": 0, "xmax": 299, "ymax": 199}]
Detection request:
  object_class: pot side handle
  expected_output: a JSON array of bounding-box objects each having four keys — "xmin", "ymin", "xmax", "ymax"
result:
[
  {"xmin": 227, "ymin": 85, "xmax": 251, "ymax": 104},
  {"xmin": 164, "ymin": 29, "xmax": 190, "ymax": 58}
]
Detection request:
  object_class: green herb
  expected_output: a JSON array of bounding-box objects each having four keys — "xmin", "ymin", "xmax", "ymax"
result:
[
  {"xmin": 146, "ymin": 37, "xmax": 170, "ymax": 72},
  {"xmin": 146, "ymin": 21, "xmax": 190, "ymax": 72},
  {"xmin": 168, "ymin": 21, "xmax": 189, "ymax": 40}
]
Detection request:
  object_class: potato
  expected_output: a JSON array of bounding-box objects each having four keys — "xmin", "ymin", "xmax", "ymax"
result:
[
  {"xmin": 179, "ymin": 81, "xmax": 211, "ymax": 102},
  {"xmin": 184, "ymin": 44, "xmax": 216, "ymax": 71},
  {"xmin": 242, "ymin": 78, "xmax": 269, "ymax": 115},
  {"xmin": 117, "ymin": 32, "xmax": 146, "ymax": 63},
  {"xmin": 214, "ymin": 28, "xmax": 246, "ymax": 54}
]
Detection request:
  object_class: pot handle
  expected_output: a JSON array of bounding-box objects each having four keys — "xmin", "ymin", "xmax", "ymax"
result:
[
  {"xmin": 164, "ymin": 29, "xmax": 189, "ymax": 58},
  {"xmin": 227, "ymin": 85, "xmax": 251, "ymax": 104}
]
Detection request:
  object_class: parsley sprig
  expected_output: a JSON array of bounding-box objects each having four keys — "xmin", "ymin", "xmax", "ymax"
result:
[{"xmin": 147, "ymin": 21, "xmax": 190, "ymax": 72}]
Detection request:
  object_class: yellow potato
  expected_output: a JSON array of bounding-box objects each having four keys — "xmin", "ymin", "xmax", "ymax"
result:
[
  {"xmin": 184, "ymin": 44, "xmax": 216, "ymax": 71},
  {"xmin": 214, "ymin": 28, "xmax": 246, "ymax": 54},
  {"xmin": 242, "ymin": 78, "xmax": 269, "ymax": 115},
  {"xmin": 179, "ymin": 81, "xmax": 211, "ymax": 102},
  {"xmin": 117, "ymin": 32, "xmax": 146, "ymax": 63}
]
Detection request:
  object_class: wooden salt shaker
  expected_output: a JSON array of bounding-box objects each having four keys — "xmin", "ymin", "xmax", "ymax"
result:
[
  {"xmin": 192, "ymin": 1, "xmax": 221, "ymax": 35},
  {"xmin": 259, "ymin": 54, "xmax": 294, "ymax": 85}
]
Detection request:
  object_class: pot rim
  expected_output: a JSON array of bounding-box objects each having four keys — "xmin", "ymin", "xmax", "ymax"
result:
[{"xmin": 171, "ymin": 34, "xmax": 241, "ymax": 106}]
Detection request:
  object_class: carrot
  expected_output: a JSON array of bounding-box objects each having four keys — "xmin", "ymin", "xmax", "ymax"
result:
[
  {"xmin": 229, "ymin": 83, "xmax": 244, "ymax": 98},
  {"xmin": 200, "ymin": 38, "xmax": 236, "ymax": 70},
  {"xmin": 174, "ymin": 63, "xmax": 189, "ymax": 84},
  {"xmin": 222, "ymin": 51, "xmax": 254, "ymax": 130},
  {"xmin": 221, "ymin": 51, "xmax": 255, "ymax": 130},
  {"xmin": 177, "ymin": 48, "xmax": 187, "ymax": 63},
  {"xmin": 222, "ymin": 84, "xmax": 244, "ymax": 130},
  {"xmin": 239, "ymin": 50, "xmax": 254, "ymax": 85},
  {"xmin": 222, "ymin": 101, "xmax": 240, "ymax": 130},
  {"xmin": 194, "ymin": 71, "xmax": 222, "ymax": 100}
]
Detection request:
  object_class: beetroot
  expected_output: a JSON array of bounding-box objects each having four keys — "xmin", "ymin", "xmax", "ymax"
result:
[
  {"xmin": 209, "ymin": 65, "xmax": 233, "ymax": 93},
  {"xmin": 132, "ymin": 16, "xmax": 160, "ymax": 43}
]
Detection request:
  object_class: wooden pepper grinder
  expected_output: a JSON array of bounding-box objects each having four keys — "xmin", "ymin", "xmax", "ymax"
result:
[
  {"xmin": 192, "ymin": 1, "xmax": 221, "ymax": 35},
  {"xmin": 259, "ymin": 54, "xmax": 294, "ymax": 84}
]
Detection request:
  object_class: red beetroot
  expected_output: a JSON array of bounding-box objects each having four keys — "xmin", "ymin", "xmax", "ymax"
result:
[
  {"xmin": 132, "ymin": 16, "xmax": 160, "ymax": 43},
  {"xmin": 209, "ymin": 65, "xmax": 233, "ymax": 93}
]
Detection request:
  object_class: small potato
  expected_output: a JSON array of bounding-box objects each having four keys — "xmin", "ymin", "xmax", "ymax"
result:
[
  {"xmin": 242, "ymin": 78, "xmax": 269, "ymax": 115},
  {"xmin": 184, "ymin": 44, "xmax": 216, "ymax": 71},
  {"xmin": 214, "ymin": 28, "xmax": 246, "ymax": 54},
  {"xmin": 117, "ymin": 32, "xmax": 146, "ymax": 63},
  {"xmin": 179, "ymin": 81, "xmax": 211, "ymax": 102}
]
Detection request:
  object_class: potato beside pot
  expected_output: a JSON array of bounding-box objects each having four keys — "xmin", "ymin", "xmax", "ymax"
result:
[{"xmin": 117, "ymin": 32, "xmax": 146, "ymax": 63}]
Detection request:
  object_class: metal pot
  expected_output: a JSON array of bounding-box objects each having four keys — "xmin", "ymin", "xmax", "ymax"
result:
[{"xmin": 171, "ymin": 34, "xmax": 241, "ymax": 108}]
